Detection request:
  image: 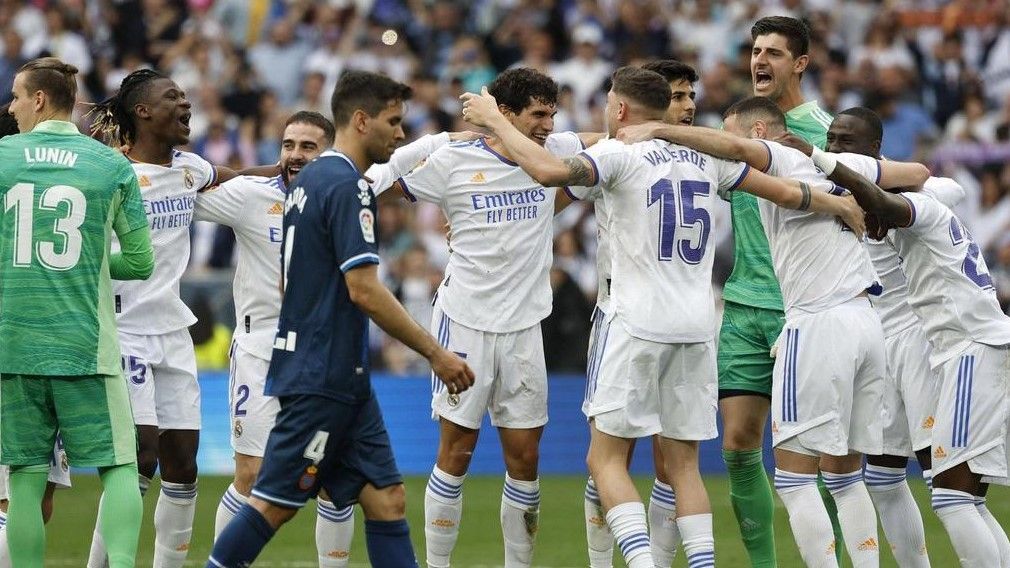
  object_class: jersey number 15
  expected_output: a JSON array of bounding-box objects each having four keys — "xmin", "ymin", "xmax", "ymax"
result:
[
  {"xmin": 648, "ymin": 179, "xmax": 711, "ymax": 264},
  {"xmin": 4, "ymin": 183, "xmax": 87, "ymax": 271}
]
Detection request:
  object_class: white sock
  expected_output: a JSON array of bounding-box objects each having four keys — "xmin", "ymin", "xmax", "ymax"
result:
[
  {"xmin": 677, "ymin": 513, "xmax": 714, "ymax": 568},
  {"xmin": 89, "ymin": 476, "xmax": 149, "ymax": 568},
  {"xmin": 774, "ymin": 469, "xmax": 838, "ymax": 568},
  {"xmin": 822, "ymin": 470, "xmax": 879, "ymax": 568},
  {"xmin": 584, "ymin": 478, "xmax": 613, "ymax": 568},
  {"xmin": 864, "ymin": 465, "xmax": 928, "ymax": 566},
  {"xmin": 316, "ymin": 499, "xmax": 354, "ymax": 567},
  {"xmin": 976, "ymin": 497, "xmax": 1010, "ymax": 567},
  {"xmin": 424, "ymin": 466, "xmax": 465, "ymax": 568},
  {"xmin": 501, "ymin": 474, "xmax": 539, "ymax": 567},
  {"xmin": 153, "ymin": 481, "xmax": 198, "ymax": 568},
  {"xmin": 0, "ymin": 511, "xmax": 10, "ymax": 568},
  {"xmin": 213, "ymin": 484, "xmax": 247, "ymax": 542},
  {"xmin": 648, "ymin": 479, "xmax": 679, "ymax": 566},
  {"xmin": 922, "ymin": 469, "xmax": 933, "ymax": 492},
  {"xmin": 606, "ymin": 501, "xmax": 653, "ymax": 568},
  {"xmin": 932, "ymin": 488, "xmax": 1000, "ymax": 566}
]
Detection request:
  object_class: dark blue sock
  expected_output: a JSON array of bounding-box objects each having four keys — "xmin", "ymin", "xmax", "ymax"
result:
[
  {"xmin": 206, "ymin": 504, "xmax": 276, "ymax": 568},
  {"xmin": 365, "ymin": 519, "xmax": 419, "ymax": 568}
]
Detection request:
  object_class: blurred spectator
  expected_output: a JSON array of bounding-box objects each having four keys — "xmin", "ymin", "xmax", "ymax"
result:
[
  {"xmin": 43, "ymin": 5, "xmax": 92, "ymax": 77},
  {"xmin": 868, "ymin": 90, "xmax": 938, "ymax": 160},
  {"xmin": 248, "ymin": 19, "xmax": 312, "ymax": 106},
  {"xmin": 0, "ymin": 28, "xmax": 26, "ymax": 105},
  {"xmin": 551, "ymin": 23, "xmax": 612, "ymax": 129},
  {"xmin": 443, "ymin": 35, "xmax": 495, "ymax": 93}
]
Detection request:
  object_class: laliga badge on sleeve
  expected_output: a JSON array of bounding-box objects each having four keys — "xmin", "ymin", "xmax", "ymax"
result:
[{"xmin": 359, "ymin": 208, "xmax": 375, "ymax": 243}]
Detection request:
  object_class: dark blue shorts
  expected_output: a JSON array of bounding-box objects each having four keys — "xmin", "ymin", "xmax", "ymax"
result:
[{"xmin": 250, "ymin": 391, "xmax": 402, "ymax": 509}]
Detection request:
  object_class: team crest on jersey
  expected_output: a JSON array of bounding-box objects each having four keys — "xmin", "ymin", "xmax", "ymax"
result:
[
  {"xmin": 298, "ymin": 465, "xmax": 318, "ymax": 490},
  {"xmin": 359, "ymin": 208, "xmax": 375, "ymax": 243},
  {"xmin": 60, "ymin": 452, "xmax": 69, "ymax": 473},
  {"xmin": 267, "ymin": 202, "xmax": 283, "ymax": 215},
  {"xmin": 183, "ymin": 168, "xmax": 195, "ymax": 189},
  {"xmin": 448, "ymin": 393, "xmax": 460, "ymax": 407},
  {"xmin": 357, "ymin": 186, "xmax": 372, "ymax": 206},
  {"xmin": 285, "ymin": 186, "xmax": 307, "ymax": 215}
]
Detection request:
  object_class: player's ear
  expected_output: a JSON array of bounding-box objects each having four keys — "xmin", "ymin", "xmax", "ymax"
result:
[
  {"xmin": 32, "ymin": 89, "xmax": 45, "ymax": 113},
  {"xmin": 794, "ymin": 54, "xmax": 809, "ymax": 74},
  {"xmin": 752, "ymin": 119, "xmax": 767, "ymax": 139},
  {"xmin": 134, "ymin": 102, "xmax": 152, "ymax": 120},
  {"xmin": 352, "ymin": 108, "xmax": 369, "ymax": 134}
]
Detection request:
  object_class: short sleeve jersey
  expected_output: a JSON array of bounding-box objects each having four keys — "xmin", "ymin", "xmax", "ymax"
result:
[
  {"xmin": 580, "ymin": 139, "xmax": 749, "ymax": 343},
  {"xmin": 0, "ymin": 121, "xmax": 148, "ymax": 376},
  {"xmin": 113, "ymin": 150, "xmax": 216, "ymax": 335},
  {"xmin": 265, "ymin": 151, "xmax": 379, "ymax": 403},
  {"xmin": 888, "ymin": 192, "xmax": 1010, "ymax": 367},
  {"xmin": 735, "ymin": 141, "xmax": 876, "ymax": 315},
  {"xmin": 194, "ymin": 174, "xmax": 286, "ymax": 360},
  {"xmin": 722, "ymin": 102, "xmax": 831, "ymax": 311},
  {"xmin": 396, "ymin": 132, "xmax": 583, "ymax": 333}
]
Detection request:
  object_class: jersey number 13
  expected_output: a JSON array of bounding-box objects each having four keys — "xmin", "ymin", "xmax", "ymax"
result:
[{"xmin": 4, "ymin": 183, "xmax": 87, "ymax": 271}]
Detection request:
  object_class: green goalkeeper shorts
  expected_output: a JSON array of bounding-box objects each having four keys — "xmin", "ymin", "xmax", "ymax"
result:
[
  {"xmin": 717, "ymin": 301, "xmax": 786, "ymax": 398},
  {"xmin": 1, "ymin": 373, "xmax": 137, "ymax": 467}
]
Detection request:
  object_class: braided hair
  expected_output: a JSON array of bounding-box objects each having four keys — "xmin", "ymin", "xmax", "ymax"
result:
[{"xmin": 88, "ymin": 69, "xmax": 165, "ymax": 146}]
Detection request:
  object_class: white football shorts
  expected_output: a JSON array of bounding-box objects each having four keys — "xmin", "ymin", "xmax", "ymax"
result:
[
  {"xmin": 228, "ymin": 340, "xmax": 280, "ymax": 457},
  {"xmin": 430, "ymin": 299, "xmax": 548, "ymax": 430},
  {"xmin": 585, "ymin": 312, "xmax": 717, "ymax": 441},
  {"xmin": 880, "ymin": 323, "xmax": 940, "ymax": 456},
  {"xmin": 0, "ymin": 438, "xmax": 72, "ymax": 500},
  {"xmin": 931, "ymin": 342, "xmax": 1010, "ymax": 484},
  {"xmin": 772, "ymin": 296, "xmax": 885, "ymax": 457},
  {"xmin": 119, "ymin": 329, "xmax": 201, "ymax": 430}
]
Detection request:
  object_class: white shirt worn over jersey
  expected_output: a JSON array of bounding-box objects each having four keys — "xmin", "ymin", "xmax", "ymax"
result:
[
  {"xmin": 580, "ymin": 138, "xmax": 750, "ymax": 343},
  {"xmin": 194, "ymin": 174, "xmax": 286, "ymax": 361},
  {"xmin": 837, "ymin": 152, "xmax": 967, "ymax": 337},
  {"xmin": 396, "ymin": 132, "xmax": 584, "ymax": 333},
  {"xmin": 737, "ymin": 141, "xmax": 877, "ymax": 315},
  {"xmin": 113, "ymin": 151, "xmax": 216, "ymax": 335},
  {"xmin": 566, "ymin": 183, "xmax": 611, "ymax": 312},
  {"xmin": 887, "ymin": 192, "xmax": 1010, "ymax": 368}
]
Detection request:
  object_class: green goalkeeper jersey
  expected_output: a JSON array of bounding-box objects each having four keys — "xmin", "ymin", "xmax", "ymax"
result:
[
  {"xmin": 0, "ymin": 121, "xmax": 149, "ymax": 376},
  {"xmin": 721, "ymin": 101, "xmax": 832, "ymax": 311}
]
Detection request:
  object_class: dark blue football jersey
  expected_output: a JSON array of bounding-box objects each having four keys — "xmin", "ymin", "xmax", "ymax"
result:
[{"xmin": 265, "ymin": 150, "xmax": 379, "ymax": 403}]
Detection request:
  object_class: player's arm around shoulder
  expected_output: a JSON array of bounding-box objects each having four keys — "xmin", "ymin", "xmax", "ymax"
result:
[
  {"xmin": 109, "ymin": 158, "xmax": 154, "ymax": 280},
  {"xmin": 194, "ymin": 174, "xmax": 264, "ymax": 226},
  {"xmin": 343, "ymin": 264, "xmax": 475, "ymax": 394},
  {"xmin": 617, "ymin": 121, "xmax": 772, "ymax": 173},
  {"xmin": 737, "ymin": 167, "xmax": 866, "ymax": 235},
  {"xmin": 810, "ymin": 150, "xmax": 912, "ymax": 229}
]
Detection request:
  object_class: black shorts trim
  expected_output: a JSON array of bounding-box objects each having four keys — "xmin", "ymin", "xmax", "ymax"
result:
[{"xmin": 718, "ymin": 388, "xmax": 772, "ymax": 401}]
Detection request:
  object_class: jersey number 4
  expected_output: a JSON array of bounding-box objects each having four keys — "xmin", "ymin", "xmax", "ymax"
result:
[
  {"xmin": 4, "ymin": 183, "xmax": 86, "ymax": 271},
  {"xmin": 648, "ymin": 179, "xmax": 711, "ymax": 264}
]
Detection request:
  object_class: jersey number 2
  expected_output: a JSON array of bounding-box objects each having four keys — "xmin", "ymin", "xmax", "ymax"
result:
[
  {"xmin": 949, "ymin": 217, "xmax": 994, "ymax": 289},
  {"xmin": 648, "ymin": 179, "xmax": 711, "ymax": 264},
  {"xmin": 4, "ymin": 183, "xmax": 87, "ymax": 270}
]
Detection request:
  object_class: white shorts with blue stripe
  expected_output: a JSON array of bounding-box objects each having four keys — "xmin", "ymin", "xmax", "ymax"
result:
[
  {"xmin": 584, "ymin": 311, "xmax": 717, "ymax": 441},
  {"xmin": 429, "ymin": 297, "xmax": 548, "ymax": 430},
  {"xmin": 771, "ymin": 296, "xmax": 886, "ymax": 456},
  {"xmin": 931, "ymin": 342, "xmax": 1010, "ymax": 484}
]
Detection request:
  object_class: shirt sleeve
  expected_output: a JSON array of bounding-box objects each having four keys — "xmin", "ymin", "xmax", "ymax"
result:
[
  {"xmin": 327, "ymin": 177, "xmax": 380, "ymax": 273},
  {"xmin": 835, "ymin": 152, "xmax": 881, "ymax": 184},
  {"xmin": 897, "ymin": 191, "xmax": 943, "ymax": 232},
  {"xmin": 922, "ymin": 176, "xmax": 966, "ymax": 209},
  {"xmin": 366, "ymin": 132, "xmax": 451, "ymax": 195},
  {"xmin": 194, "ymin": 176, "xmax": 248, "ymax": 226},
  {"xmin": 712, "ymin": 156, "xmax": 752, "ymax": 201},
  {"xmin": 180, "ymin": 151, "xmax": 217, "ymax": 190},
  {"xmin": 112, "ymin": 160, "xmax": 150, "ymax": 236},
  {"xmin": 565, "ymin": 184, "xmax": 603, "ymax": 201},
  {"xmin": 396, "ymin": 146, "xmax": 451, "ymax": 203},
  {"xmin": 546, "ymin": 131, "xmax": 585, "ymax": 157},
  {"xmin": 579, "ymin": 139, "xmax": 635, "ymax": 188}
]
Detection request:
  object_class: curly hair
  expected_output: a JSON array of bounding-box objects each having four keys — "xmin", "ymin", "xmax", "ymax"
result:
[
  {"xmin": 487, "ymin": 68, "xmax": 559, "ymax": 115},
  {"xmin": 88, "ymin": 69, "xmax": 165, "ymax": 146}
]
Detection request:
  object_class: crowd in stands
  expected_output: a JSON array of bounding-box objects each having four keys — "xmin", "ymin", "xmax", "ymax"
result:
[{"xmin": 4, "ymin": 0, "xmax": 1010, "ymax": 373}]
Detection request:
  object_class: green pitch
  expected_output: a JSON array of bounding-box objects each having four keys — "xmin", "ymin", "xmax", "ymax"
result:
[{"xmin": 39, "ymin": 474, "xmax": 1008, "ymax": 566}]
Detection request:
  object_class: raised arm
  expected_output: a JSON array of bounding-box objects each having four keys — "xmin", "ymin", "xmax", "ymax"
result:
[
  {"xmin": 617, "ymin": 122, "xmax": 771, "ymax": 172},
  {"xmin": 737, "ymin": 168, "xmax": 867, "ymax": 235},
  {"xmin": 812, "ymin": 152, "xmax": 913, "ymax": 228},
  {"xmin": 461, "ymin": 88, "xmax": 596, "ymax": 187}
]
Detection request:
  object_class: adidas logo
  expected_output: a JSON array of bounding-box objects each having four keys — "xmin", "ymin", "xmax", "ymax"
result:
[
  {"xmin": 934, "ymin": 446, "xmax": 947, "ymax": 459},
  {"xmin": 267, "ymin": 202, "xmax": 283, "ymax": 215},
  {"xmin": 175, "ymin": 543, "xmax": 190, "ymax": 552},
  {"xmin": 741, "ymin": 518, "xmax": 759, "ymax": 532},
  {"xmin": 826, "ymin": 541, "xmax": 836, "ymax": 555},
  {"xmin": 470, "ymin": 172, "xmax": 486, "ymax": 183},
  {"xmin": 923, "ymin": 416, "xmax": 935, "ymax": 429},
  {"xmin": 589, "ymin": 515, "xmax": 607, "ymax": 527},
  {"xmin": 858, "ymin": 538, "xmax": 878, "ymax": 551},
  {"xmin": 138, "ymin": 175, "xmax": 151, "ymax": 187}
]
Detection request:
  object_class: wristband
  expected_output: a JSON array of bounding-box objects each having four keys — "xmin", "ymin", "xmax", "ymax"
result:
[{"xmin": 811, "ymin": 147, "xmax": 838, "ymax": 176}]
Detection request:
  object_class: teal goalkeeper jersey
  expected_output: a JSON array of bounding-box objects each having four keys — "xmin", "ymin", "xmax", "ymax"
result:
[
  {"xmin": 721, "ymin": 101, "xmax": 832, "ymax": 311},
  {"xmin": 0, "ymin": 121, "xmax": 149, "ymax": 376}
]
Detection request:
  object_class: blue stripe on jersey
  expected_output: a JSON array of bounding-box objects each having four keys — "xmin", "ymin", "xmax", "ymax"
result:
[
  {"xmin": 729, "ymin": 163, "xmax": 753, "ymax": 191},
  {"xmin": 396, "ymin": 177, "xmax": 418, "ymax": 202},
  {"xmin": 578, "ymin": 152, "xmax": 601, "ymax": 187},
  {"xmin": 339, "ymin": 253, "xmax": 380, "ymax": 273},
  {"xmin": 953, "ymin": 355, "xmax": 974, "ymax": 448},
  {"xmin": 756, "ymin": 140, "xmax": 773, "ymax": 173}
]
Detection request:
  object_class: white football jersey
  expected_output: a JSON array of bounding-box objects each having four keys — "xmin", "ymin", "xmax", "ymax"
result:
[
  {"xmin": 567, "ymin": 183, "xmax": 611, "ymax": 311},
  {"xmin": 113, "ymin": 151, "xmax": 216, "ymax": 335},
  {"xmin": 582, "ymin": 138, "xmax": 749, "ymax": 343},
  {"xmin": 194, "ymin": 174, "xmax": 286, "ymax": 360},
  {"xmin": 366, "ymin": 132, "xmax": 450, "ymax": 194},
  {"xmin": 740, "ymin": 141, "xmax": 877, "ymax": 315},
  {"xmin": 887, "ymin": 192, "xmax": 1010, "ymax": 367},
  {"xmin": 397, "ymin": 132, "xmax": 583, "ymax": 333}
]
